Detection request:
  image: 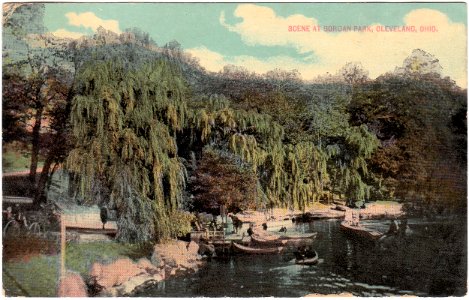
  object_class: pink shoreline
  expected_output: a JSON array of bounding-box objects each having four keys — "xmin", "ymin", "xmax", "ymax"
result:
[{"xmin": 3, "ymin": 168, "xmax": 44, "ymax": 177}]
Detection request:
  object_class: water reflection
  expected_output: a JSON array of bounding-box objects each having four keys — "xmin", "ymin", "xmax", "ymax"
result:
[{"xmin": 136, "ymin": 219, "xmax": 466, "ymax": 297}]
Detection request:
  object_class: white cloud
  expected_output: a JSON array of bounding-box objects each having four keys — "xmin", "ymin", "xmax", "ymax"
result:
[
  {"xmin": 65, "ymin": 12, "xmax": 121, "ymax": 34},
  {"xmin": 217, "ymin": 5, "xmax": 467, "ymax": 87},
  {"xmin": 187, "ymin": 46, "xmax": 329, "ymax": 82},
  {"xmin": 51, "ymin": 29, "xmax": 84, "ymax": 39},
  {"xmin": 187, "ymin": 47, "xmax": 226, "ymax": 72}
]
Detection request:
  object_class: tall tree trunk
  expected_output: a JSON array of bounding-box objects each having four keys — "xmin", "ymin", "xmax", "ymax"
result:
[
  {"xmin": 34, "ymin": 153, "xmax": 53, "ymax": 205},
  {"xmin": 29, "ymin": 104, "xmax": 44, "ymax": 184},
  {"xmin": 34, "ymin": 88, "xmax": 74, "ymax": 206}
]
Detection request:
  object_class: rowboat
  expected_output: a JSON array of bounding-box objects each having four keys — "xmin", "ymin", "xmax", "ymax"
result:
[
  {"xmin": 251, "ymin": 231, "xmax": 318, "ymax": 246},
  {"xmin": 281, "ymin": 232, "xmax": 318, "ymax": 240},
  {"xmin": 340, "ymin": 221, "xmax": 383, "ymax": 241},
  {"xmin": 296, "ymin": 257, "xmax": 319, "ymax": 265},
  {"xmin": 232, "ymin": 242, "xmax": 283, "ymax": 254},
  {"xmin": 251, "ymin": 234, "xmax": 288, "ymax": 246},
  {"xmin": 294, "ymin": 249, "xmax": 318, "ymax": 265},
  {"xmin": 265, "ymin": 219, "xmax": 293, "ymax": 230}
]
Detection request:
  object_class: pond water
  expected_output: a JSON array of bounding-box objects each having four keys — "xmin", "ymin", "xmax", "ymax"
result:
[{"xmin": 137, "ymin": 219, "xmax": 466, "ymax": 297}]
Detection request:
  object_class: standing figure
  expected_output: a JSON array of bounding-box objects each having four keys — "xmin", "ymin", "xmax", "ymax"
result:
[
  {"xmin": 399, "ymin": 218, "xmax": 408, "ymax": 237},
  {"xmin": 226, "ymin": 214, "xmax": 234, "ymax": 234},
  {"xmin": 100, "ymin": 206, "xmax": 108, "ymax": 230},
  {"xmin": 232, "ymin": 215, "xmax": 242, "ymax": 233},
  {"xmin": 4, "ymin": 206, "xmax": 13, "ymax": 221},
  {"xmin": 386, "ymin": 219, "xmax": 398, "ymax": 235},
  {"xmin": 344, "ymin": 209, "xmax": 353, "ymax": 225},
  {"xmin": 352, "ymin": 211, "xmax": 360, "ymax": 227}
]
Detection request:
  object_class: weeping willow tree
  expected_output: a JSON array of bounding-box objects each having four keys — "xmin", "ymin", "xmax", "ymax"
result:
[
  {"xmin": 67, "ymin": 55, "xmax": 379, "ymax": 240},
  {"xmin": 326, "ymin": 124, "xmax": 380, "ymax": 207},
  {"xmin": 284, "ymin": 142, "xmax": 328, "ymax": 210},
  {"xmin": 67, "ymin": 58, "xmax": 188, "ymax": 242},
  {"xmin": 187, "ymin": 94, "xmax": 329, "ymax": 211}
]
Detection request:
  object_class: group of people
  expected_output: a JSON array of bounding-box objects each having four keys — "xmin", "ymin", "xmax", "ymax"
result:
[
  {"xmin": 193, "ymin": 213, "xmax": 243, "ymax": 235},
  {"xmin": 344, "ymin": 208, "xmax": 409, "ymax": 238},
  {"xmin": 247, "ymin": 223, "xmax": 288, "ymax": 236}
]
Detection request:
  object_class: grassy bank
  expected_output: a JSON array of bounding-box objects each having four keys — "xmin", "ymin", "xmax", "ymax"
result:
[
  {"xmin": 2, "ymin": 240, "xmax": 146, "ymax": 297},
  {"xmin": 2, "ymin": 148, "xmax": 44, "ymax": 173}
]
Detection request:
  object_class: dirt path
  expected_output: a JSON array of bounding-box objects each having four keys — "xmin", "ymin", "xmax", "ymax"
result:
[{"xmin": 3, "ymin": 168, "xmax": 43, "ymax": 177}]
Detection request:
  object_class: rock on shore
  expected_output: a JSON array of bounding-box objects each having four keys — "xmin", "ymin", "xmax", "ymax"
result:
[
  {"xmin": 57, "ymin": 271, "xmax": 88, "ymax": 297},
  {"xmin": 88, "ymin": 240, "xmax": 204, "ymax": 296}
]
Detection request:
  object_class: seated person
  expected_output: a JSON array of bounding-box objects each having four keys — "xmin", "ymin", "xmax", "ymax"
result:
[
  {"xmin": 294, "ymin": 246, "xmax": 307, "ymax": 260},
  {"xmin": 247, "ymin": 225, "xmax": 254, "ymax": 236},
  {"xmin": 305, "ymin": 246, "xmax": 317, "ymax": 259}
]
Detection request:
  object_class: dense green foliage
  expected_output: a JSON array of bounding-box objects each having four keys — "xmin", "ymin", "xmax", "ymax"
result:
[
  {"xmin": 3, "ymin": 4, "xmax": 466, "ymax": 243},
  {"xmin": 67, "ymin": 59, "xmax": 188, "ymax": 242},
  {"xmin": 65, "ymin": 53, "xmax": 386, "ymax": 241},
  {"xmin": 349, "ymin": 74, "xmax": 467, "ymax": 213}
]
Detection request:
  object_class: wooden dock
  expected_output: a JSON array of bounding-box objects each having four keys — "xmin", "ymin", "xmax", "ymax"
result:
[{"xmin": 3, "ymin": 196, "xmax": 33, "ymax": 204}]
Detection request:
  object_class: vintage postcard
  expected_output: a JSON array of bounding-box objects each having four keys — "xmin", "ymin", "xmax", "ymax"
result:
[{"xmin": 2, "ymin": 1, "xmax": 467, "ymax": 297}]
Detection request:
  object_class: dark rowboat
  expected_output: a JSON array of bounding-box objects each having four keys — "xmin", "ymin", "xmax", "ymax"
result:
[
  {"xmin": 294, "ymin": 249, "xmax": 319, "ymax": 265},
  {"xmin": 232, "ymin": 242, "xmax": 283, "ymax": 254},
  {"xmin": 340, "ymin": 221, "xmax": 383, "ymax": 241},
  {"xmin": 296, "ymin": 257, "xmax": 319, "ymax": 265}
]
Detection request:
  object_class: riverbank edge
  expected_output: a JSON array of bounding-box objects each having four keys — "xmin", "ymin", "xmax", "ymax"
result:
[
  {"xmin": 236, "ymin": 202, "xmax": 404, "ymax": 224},
  {"xmin": 79, "ymin": 202, "xmax": 403, "ymax": 297},
  {"xmin": 63, "ymin": 240, "xmax": 205, "ymax": 297}
]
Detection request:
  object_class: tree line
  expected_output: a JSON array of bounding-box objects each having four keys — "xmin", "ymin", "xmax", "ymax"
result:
[{"xmin": 3, "ymin": 4, "xmax": 466, "ymax": 242}]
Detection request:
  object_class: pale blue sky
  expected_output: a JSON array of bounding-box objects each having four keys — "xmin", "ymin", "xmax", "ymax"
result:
[
  {"xmin": 44, "ymin": 3, "xmax": 466, "ymax": 58},
  {"xmin": 43, "ymin": 3, "xmax": 467, "ymax": 86}
]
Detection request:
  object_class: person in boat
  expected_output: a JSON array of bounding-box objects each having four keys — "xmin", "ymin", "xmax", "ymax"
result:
[
  {"xmin": 279, "ymin": 226, "xmax": 287, "ymax": 233},
  {"xmin": 386, "ymin": 219, "xmax": 399, "ymax": 235},
  {"xmin": 295, "ymin": 246, "xmax": 307, "ymax": 260},
  {"xmin": 304, "ymin": 246, "xmax": 317, "ymax": 259},
  {"xmin": 247, "ymin": 224, "xmax": 254, "ymax": 236}
]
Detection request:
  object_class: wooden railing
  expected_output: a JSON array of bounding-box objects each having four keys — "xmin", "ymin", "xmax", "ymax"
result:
[{"xmin": 190, "ymin": 230, "xmax": 225, "ymax": 241}]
